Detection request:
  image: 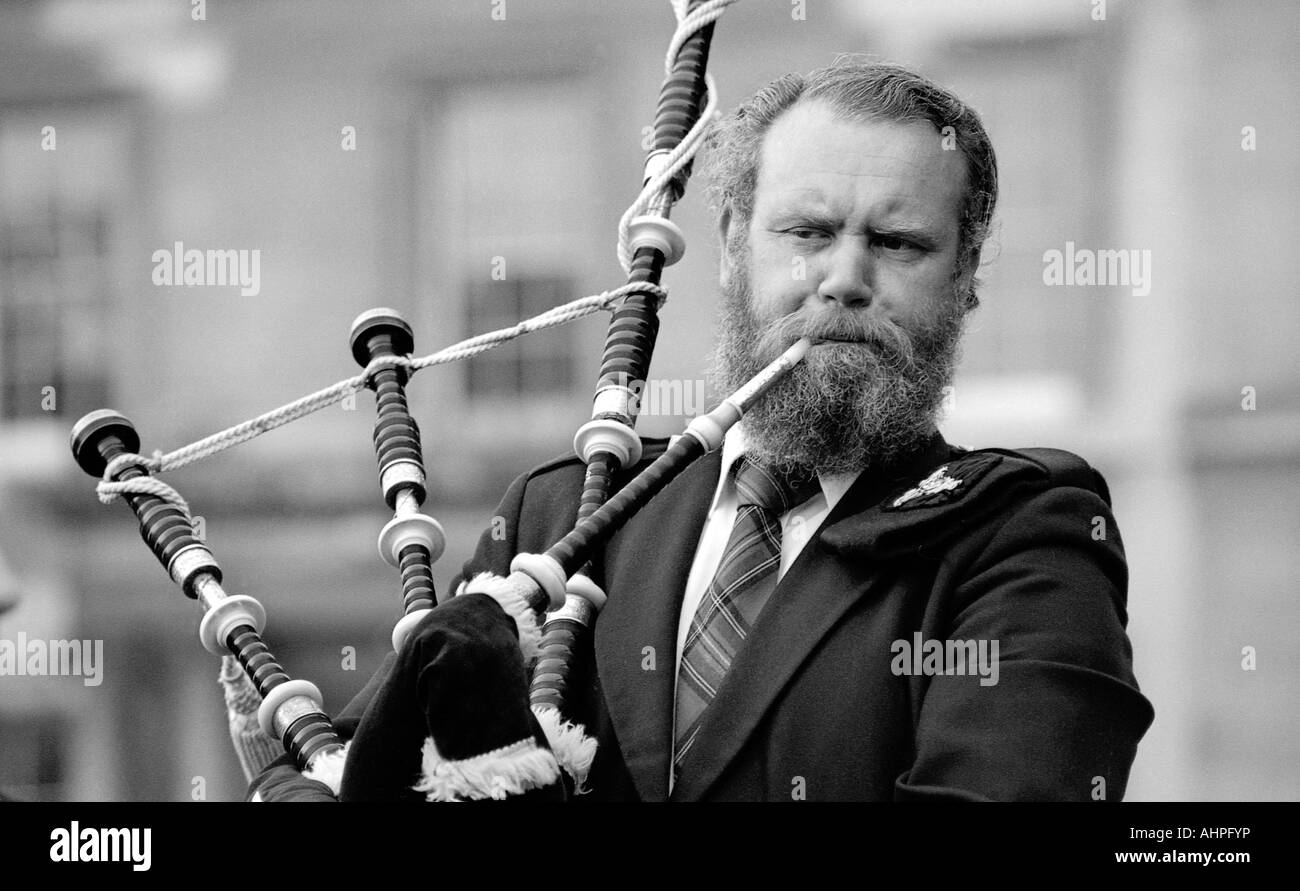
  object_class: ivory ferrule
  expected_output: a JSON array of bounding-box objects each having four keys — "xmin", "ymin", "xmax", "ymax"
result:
[
  {"xmin": 257, "ymin": 680, "xmax": 326, "ymax": 739},
  {"xmin": 564, "ymin": 572, "xmax": 608, "ymax": 611},
  {"xmin": 167, "ymin": 543, "xmax": 218, "ymax": 596},
  {"xmin": 377, "ymin": 512, "xmax": 445, "ymax": 567},
  {"xmin": 574, "ymin": 417, "xmax": 642, "ymax": 467},
  {"xmin": 627, "ymin": 215, "xmax": 685, "ymax": 266},
  {"xmin": 641, "ymin": 149, "xmax": 672, "ymax": 186},
  {"xmin": 684, "ymin": 401, "xmax": 740, "ymax": 452},
  {"xmin": 545, "ymin": 592, "xmax": 597, "ymax": 629},
  {"xmin": 198, "ymin": 590, "xmax": 268, "ymax": 656},
  {"xmin": 391, "ymin": 607, "xmax": 432, "ymax": 653},
  {"xmin": 379, "ymin": 460, "xmax": 425, "ymax": 504},
  {"xmin": 591, "ymin": 384, "xmax": 638, "ymax": 422},
  {"xmin": 510, "ymin": 553, "xmax": 568, "ymax": 612}
]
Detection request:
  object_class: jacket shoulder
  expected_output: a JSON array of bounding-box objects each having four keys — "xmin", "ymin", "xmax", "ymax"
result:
[
  {"xmin": 1003, "ymin": 446, "xmax": 1113, "ymax": 503},
  {"xmin": 823, "ymin": 444, "xmax": 1116, "ymax": 560}
]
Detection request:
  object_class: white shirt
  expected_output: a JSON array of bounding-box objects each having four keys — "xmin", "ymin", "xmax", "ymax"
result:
[{"xmin": 671, "ymin": 422, "xmax": 860, "ymax": 731}]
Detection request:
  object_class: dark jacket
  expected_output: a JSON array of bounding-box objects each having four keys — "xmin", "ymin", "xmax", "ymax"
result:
[{"xmin": 254, "ymin": 433, "xmax": 1154, "ymax": 802}]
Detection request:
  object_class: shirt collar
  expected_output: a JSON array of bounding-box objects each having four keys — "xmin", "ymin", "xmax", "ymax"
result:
[{"xmin": 714, "ymin": 422, "xmax": 861, "ymax": 515}]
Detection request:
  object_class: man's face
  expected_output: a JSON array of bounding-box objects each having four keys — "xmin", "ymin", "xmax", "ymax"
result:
[
  {"xmin": 730, "ymin": 98, "xmax": 969, "ymax": 332},
  {"xmin": 710, "ymin": 98, "xmax": 972, "ymax": 476}
]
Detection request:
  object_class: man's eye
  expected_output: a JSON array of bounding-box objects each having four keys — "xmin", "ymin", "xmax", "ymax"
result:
[
  {"xmin": 875, "ymin": 235, "xmax": 912, "ymax": 251},
  {"xmin": 787, "ymin": 227, "xmax": 828, "ymax": 240}
]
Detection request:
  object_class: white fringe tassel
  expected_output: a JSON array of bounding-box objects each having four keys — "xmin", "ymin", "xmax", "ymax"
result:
[
  {"xmin": 302, "ymin": 741, "xmax": 351, "ymax": 797},
  {"xmin": 413, "ymin": 736, "xmax": 560, "ymax": 802},
  {"xmin": 218, "ymin": 655, "xmax": 284, "ymax": 782},
  {"xmin": 531, "ymin": 705, "xmax": 598, "ymax": 792},
  {"xmin": 460, "ymin": 571, "xmax": 542, "ymax": 659}
]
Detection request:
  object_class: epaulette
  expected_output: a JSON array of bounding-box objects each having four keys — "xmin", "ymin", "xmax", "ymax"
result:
[{"xmin": 820, "ymin": 446, "xmax": 1111, "ymax": 561}]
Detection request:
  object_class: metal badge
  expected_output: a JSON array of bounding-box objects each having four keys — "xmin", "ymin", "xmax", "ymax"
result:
[{"xmin": 891, "ymin": 465, "xmax": 963, "ymax": 508}]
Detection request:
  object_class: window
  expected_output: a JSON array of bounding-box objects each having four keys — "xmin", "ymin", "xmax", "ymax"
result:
[
  {"xmin": 465, "ymin": 275, "xmax": 576, "ymax": 397},
  {"xmin": 420, "ymin": 77, "xmax": 598, "ymax": 408},
  {"xmin": 0, "ymin": 107, "xmax": 123, "ymax": 422},
  {"xmin": 0, "ymin": 205, "xmax": 112, "ymax": 420}
]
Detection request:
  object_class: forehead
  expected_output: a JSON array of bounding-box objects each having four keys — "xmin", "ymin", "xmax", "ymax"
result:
[{"xmin": 752, "ymin": 98, "xmax": 968, "ymax": 228}]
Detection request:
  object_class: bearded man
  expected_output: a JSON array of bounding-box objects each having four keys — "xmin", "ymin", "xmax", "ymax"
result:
[{"xmin": 252, "ymin": 61, "xmax": 1154, "ymax": 802}]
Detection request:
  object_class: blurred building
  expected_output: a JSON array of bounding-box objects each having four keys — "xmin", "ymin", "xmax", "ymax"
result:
[{"xmin": 0, "ymin": 0, "xmax": 1296, "ymax": 800}]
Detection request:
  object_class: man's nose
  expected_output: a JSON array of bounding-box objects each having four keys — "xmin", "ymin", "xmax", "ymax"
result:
[{"xmin": 815, "ymin": 237, "xmax": 873, "ymax": 309}]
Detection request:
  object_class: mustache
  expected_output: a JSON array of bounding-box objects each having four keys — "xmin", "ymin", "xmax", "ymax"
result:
[{"xmin": 755, "ymin": 310, "xmax": 919, "ymax": 367}]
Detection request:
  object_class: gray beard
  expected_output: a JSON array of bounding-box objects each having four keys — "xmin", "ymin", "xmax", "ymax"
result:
[{"xmin": 707, "ymin": 260, "xmax": 966, "ymax": 478}]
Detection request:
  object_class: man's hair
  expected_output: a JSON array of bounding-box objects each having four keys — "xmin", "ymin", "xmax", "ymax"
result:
[{"xmin": 699, "ymin": 61, "xmax": 998, "ymax": 310}]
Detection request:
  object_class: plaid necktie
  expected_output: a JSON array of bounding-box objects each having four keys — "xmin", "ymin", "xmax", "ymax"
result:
[{"xmin": 673, "ymin": 457, "xmax": 821, "ymax": 772}]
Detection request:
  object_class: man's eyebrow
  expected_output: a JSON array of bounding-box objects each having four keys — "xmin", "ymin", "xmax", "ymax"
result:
[
  {"xmin": 870, "ymin": 222, "xmax": 941, "ymax": 243},
  {"xmin": 767, "ymin": 209, "xmax": 943, "ymax": 244},
  {"xmin": 767, "ymin": 209, "xmax": 839, "ymax": 228}
]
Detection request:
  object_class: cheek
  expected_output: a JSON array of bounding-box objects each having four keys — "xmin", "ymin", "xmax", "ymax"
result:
[
  {"xmin": 874, "ymin": 259, "xmax": 958, "ymax": 323},
  {"xmin": 747, "ymin": 249, "xmax": 808, "ymax": 316}
]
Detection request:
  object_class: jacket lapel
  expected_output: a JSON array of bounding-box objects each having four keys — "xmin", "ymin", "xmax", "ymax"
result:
[
  {"xmin": 595, "ymin": 447, "xmax": 722, "ymax": 802},
  {"xmin": 669, "ymin": 434, "xmax": 955, "ymax": 801}
]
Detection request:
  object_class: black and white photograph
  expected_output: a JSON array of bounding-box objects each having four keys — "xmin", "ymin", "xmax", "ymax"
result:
[{"xmin": 0, "ymin": 0, "xmax": 1293, "ymax": 870}]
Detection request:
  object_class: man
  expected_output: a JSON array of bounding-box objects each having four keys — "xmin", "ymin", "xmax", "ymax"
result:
[{"xmin": 253, "ymin": 61, "xmax": 1153, "ymax": 802}]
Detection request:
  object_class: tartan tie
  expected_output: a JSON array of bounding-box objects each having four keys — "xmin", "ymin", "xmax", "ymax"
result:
[{"xmin": 673, "ymin": 457, "xmax": 821, "ymax": 772}]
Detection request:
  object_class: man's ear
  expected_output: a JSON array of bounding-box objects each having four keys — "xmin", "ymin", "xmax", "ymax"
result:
[
  {"xmin": 955, "ymin": 246, "xmax": 981, "ymax": 310},
  {"xmin": 717, "ymin": 204, "xmax": 735, "ymax": 288}
]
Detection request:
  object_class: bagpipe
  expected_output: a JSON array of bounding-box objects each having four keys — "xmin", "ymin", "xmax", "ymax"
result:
[{"xmin": 70, "ymin": 0, "xmax": 795, "ymax": 801}]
